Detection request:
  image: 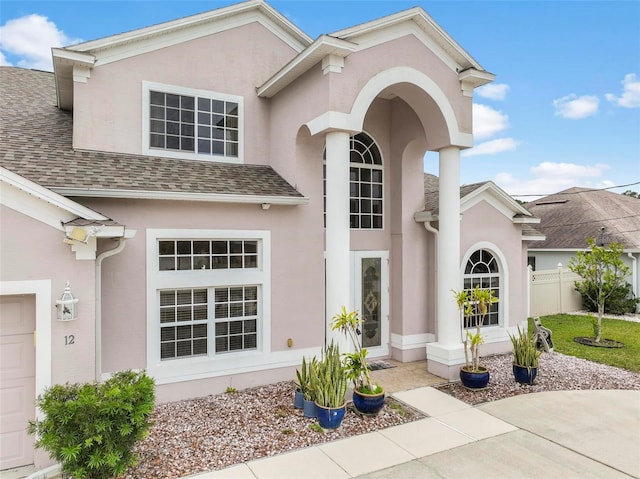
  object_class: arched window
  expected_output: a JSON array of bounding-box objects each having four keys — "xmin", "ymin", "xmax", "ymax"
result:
[
  {"xmin": 463, "ymin": 249, "xmax": 500, "ymax": 327},
  {"xmin": 323, "ymin": 132, "xmax": 383, "ymax": 229}
]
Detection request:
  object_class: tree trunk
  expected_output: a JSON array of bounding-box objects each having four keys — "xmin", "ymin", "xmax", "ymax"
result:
[{"xmin": 596, "ymin": 304, "xmax": 604, "ymax": 342}]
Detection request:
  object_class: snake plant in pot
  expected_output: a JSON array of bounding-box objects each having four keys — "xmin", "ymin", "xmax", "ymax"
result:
[
  {"xmin": 454, "ymin": 286, "xmax": 498, "ymax": 389},
  {"xmin": 331, "ymin": 307, "xmax": 385, "ymax": 416},
  {"xmin": 510, "ymin": 325, "xmax": 541, "ymax": 385},
  {"xmin": 310, "ymin": 341, "xmax": 347, "ymax": 429}
]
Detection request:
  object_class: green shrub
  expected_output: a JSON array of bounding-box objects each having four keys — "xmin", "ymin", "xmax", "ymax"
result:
[
  {"xmin": 576, "ymin": 281, "xmax": 639, "ymax": 315},
  {"xmin": 28, "ymin": 370, "xmax": 155, "ymax": 479}
]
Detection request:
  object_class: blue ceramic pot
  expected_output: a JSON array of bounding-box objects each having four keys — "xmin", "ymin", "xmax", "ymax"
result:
[
  {"xmin": 294, "ymin": 389, "xmax": 304, "ymax": 409},
  {"xmin": 303, "ymin": 398, "xmax": 317, "ymax": 418},
  {"xmin": 352, "ymin": 389, "xmax": 385, "ymax": 416},
  {"xmin": 459, "ymin": 367, "xmax": 490, "ymax": 389},
  {"xmin": 513, "ymin": 364, "xmax": 537, "ymax": 385},
  {"xmin": 315, "ymin": 403, "xmax": 346, "ymax": 429}
]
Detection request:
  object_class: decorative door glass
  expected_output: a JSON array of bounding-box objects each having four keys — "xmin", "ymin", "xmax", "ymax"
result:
[{"xmin": 361, "ymin": 257, "xmax": 381, "ymax": 348}]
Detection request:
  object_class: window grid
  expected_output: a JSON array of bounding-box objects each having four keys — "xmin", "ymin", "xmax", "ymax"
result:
[
  {"xmin": 158, "ymin": 240, "xmax": 258, "ymax": 271},
  {"xmin": 159, "ymin": 289, "xmax": 208, "ymax": 360},
  {"xmin": 149, "ymin": 90, "xmax": 238, "ymax": 158},
  {"xmin": 214, "ymin": 286, "xmax": 258, "ymax": 353},
  {"xmin": 323, "ymin": 132, "xmax": 383, "ymax": 230},
  {"xmin": 463, "ymin": 250, "xmax": 500, "ymax": 327}
]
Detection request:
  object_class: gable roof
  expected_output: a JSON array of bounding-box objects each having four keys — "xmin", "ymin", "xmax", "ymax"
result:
[
  {"xmin": 417, "ymin": 173, "xmax": 544, "ymax": 239},
  {"xmin": 0, "ymin": 67, "xmax": 305, "ymax": 204},
  {"xmin": 525, "ymin": 187, "xmax": 640, "ymax": 250},
  {"xmin": 53, "ymin": 0, "xmax": 312, "ymax": 110},
  {"xmin": 258, "ymin": 5, "xmax": 493, "ymax": 98}
]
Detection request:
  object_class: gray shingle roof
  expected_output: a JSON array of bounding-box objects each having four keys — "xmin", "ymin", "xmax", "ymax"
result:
[
  {"xmin": 525, "ymin": 187, "xmax": 640, "ymax": 249},
  {"xmin": 423, "ymin": 173, "xmax": 487, "ymax": 212},
  {"xmin": 0, "ymin": 67, "xmax": 303, "ymax": 199}
]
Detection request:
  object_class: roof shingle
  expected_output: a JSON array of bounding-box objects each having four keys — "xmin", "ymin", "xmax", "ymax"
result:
[{"xmin": 0, "ymin": 67, "xmax": 303, "ymax": 199}]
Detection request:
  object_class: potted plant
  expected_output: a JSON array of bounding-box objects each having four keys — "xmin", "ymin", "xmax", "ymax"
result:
[
  {"xmin": 510, "ymin": 325, "xmax": 541, "ymax": 385},
  {"xmin": 310, "ymin": 341, "xmax": 347, "ymax": 429},
  {"xmin": 454, "ymin": 286, "xmax": 498, "ymax": 389},
  {"xmin": 331, "ymin": 307, "xmax": 385, "ymax": 416},
  {"xmin": 293, "ymin": 356, "xmax": 316, "ymax": 417}
]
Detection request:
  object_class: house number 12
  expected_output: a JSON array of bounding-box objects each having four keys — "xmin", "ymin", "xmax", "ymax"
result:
[{"xmin": 64, "ymin": 335, "xmax": 75, "ymax": 345}]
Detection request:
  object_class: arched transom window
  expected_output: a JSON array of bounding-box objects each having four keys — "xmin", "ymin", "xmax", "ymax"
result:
[
  {"xmin": 463, "ymin": 249, "xmax": 500, "ymax": 327},
  {"xmin": 323, "ymin": 132, "xmax": 383, "ymax": 229}
]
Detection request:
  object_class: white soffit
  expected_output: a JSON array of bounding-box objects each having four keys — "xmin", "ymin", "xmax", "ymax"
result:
[
  {"xmin": 258, "ymin": 35, "xmax": 357, "ymax": 98},
  {"xmin": 331, "ymin": 7, "xmax": 484, "ymax": 73},
  {"xmin": 0, "ymin": 167, "xmax": 108, "ymax": 230},
  {"xmin": 461, "ymin": 182, "xmax": 533, "ymax": 220}
]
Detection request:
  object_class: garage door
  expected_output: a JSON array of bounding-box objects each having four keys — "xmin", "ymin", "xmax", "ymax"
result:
[{"xmin": 0, "ymin": 295, "xmax": 35, "ymax": 471}]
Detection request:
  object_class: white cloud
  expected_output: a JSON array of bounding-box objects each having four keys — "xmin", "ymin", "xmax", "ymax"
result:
[
  {"xmin": 0, "ymin": 50, "xmax": 9, "ymax": 66},
  {"xmin": 552, "ymin": 94, "xmax": 599, "ymax": 119},
  {"xmin": 605, "ymin": 73, "xmax": 640, "ymax": 108},
  {"xmin": 475, "ymin": 83, "xmax": 510, "ymax": 101},
  {"xmin": 493, "ymin": 162, "xmax": 612, "ymax": 199},
  {"xmin": 0, "ymin": 14, "xmax": 82, "ymax": 71},
  {"xmin": 462, "ymin": 138, "xmax": 519, "ymax": 157},
  {"xmin": 473, "ymin": 103, "xmax": 509, "ymax": 140}
]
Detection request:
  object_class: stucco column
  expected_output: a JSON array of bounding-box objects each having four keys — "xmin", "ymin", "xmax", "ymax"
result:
[
  {"xmin": 426, "ymin": 146, "xmax": 464, "ymax": 379},
  {"xmin": 324, "ymin": 130, "xmax": 351, "ymax": 351},
  {"xmin": 437, "ymin": 146, "xmax": 461, "ymax": 345}
]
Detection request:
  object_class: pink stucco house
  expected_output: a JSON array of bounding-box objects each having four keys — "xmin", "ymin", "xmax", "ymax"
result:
[{"xmin": 0, "ymin": 0, "xmax": 542, "ymax": 471}]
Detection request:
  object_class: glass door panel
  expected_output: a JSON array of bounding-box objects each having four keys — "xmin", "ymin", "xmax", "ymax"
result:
[{"xmin": 361, "ymin": 257, "xmax": 381, "ymax": 348}]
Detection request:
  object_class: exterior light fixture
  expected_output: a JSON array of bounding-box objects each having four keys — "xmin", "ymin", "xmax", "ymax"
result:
[{"xmin": 56, "ymin": 281, "xmax": 78, "ymax": 321}]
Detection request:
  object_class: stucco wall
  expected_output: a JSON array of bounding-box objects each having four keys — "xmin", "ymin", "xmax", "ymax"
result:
[{"xmin": 0, "ymin": 205, "xmax": 97, "ymax": 385}]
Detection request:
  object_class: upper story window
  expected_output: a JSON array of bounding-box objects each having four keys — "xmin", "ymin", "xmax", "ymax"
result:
[
  {"xmin": 143, "ymin": 82, "xmax": 243, "ymax": 163},
  {"xmin": 323, "ymin": 132, "xmax": 383, "ymax": 229},
  {"xmin": 463, "ymin": 249, "xmax": 500, "ymax": 327}
]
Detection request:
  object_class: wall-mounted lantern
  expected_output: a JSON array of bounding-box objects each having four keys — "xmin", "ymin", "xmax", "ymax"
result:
[{"xmin": 56, "ymin": 282, "xmax": 78, "ymax": 321}]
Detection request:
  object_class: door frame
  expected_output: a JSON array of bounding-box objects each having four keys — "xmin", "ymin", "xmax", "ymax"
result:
[{"xmin": 351, "ymin": 251, "xmax": 389, "ymax": 358}]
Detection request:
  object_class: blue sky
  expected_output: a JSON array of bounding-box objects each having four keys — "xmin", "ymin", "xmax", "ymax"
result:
[{"xmin": 1, "ymin": 0, "xmax": 638, "ymax": 198}]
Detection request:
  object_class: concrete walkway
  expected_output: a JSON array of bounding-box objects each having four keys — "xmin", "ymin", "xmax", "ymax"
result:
[{"xmin": 191, "ymin": 387, "xmax": 640, "ymax": 479}]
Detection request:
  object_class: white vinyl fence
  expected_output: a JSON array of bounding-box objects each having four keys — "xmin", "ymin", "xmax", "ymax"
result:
[{"xmin": 528, "ymin": 264, "xmax": 584, "ymax": 317}]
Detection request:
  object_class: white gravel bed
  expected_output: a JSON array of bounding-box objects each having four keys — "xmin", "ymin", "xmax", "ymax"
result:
[
  {"xmin": 122, "ymin": 353, "xmax": 640, "ymax": 479},
  {"xmin": 121, "ymin": 382, "xmax": 423, "ymax": 479},
  {"xmin": 437, "ymin": 351, "xmax": 640, "ymax": 405}
]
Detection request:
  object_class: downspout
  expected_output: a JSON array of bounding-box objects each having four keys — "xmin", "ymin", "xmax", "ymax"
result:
[
  {"xmin": 629, "ymin": 252, "xmax": 638, "ymax": 312},
  {"xmin": 95, "ymin": 237, "xmax": 127, "ymax": 381}
]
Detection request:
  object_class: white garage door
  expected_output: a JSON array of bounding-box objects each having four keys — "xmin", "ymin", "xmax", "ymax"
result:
[{"xmin": 0, "ymin": 295, "xmax": 36, "ymax": 471}]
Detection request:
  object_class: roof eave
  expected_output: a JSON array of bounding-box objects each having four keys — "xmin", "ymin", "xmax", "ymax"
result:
[
  {"xmin": 257, "ymin": 35, "xmax": 357, "ymax": 98},
  {"xmin": 51, "ymin": 187, "xmax": 309, "ymax": 205}
]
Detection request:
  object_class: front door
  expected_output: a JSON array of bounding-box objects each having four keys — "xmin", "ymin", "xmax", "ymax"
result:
[
  {"xmin": 0, "ymin": 295, "xmax": 36, "ymax": 471},
  {"xmin": 353, "ymin": 251, "xmax": 389, "ymax": 358}
]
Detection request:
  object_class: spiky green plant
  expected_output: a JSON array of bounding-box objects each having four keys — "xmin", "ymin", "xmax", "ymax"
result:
[
  {"xmin": 509, "ymin": 325, "xmax": 541, "ymax": 369},
  {"xmin": 309, "ymin": 341, "xmax": 347, "ymax": 408}
]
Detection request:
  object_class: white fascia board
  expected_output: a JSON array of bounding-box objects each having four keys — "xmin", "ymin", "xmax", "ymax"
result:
[
  {"xmin": 257, "ymin": 35, "xmax": 357, "ymax": 98},
  {"xmin": 513, "ymin": 216, "xmax": 541, "ymax": 224},
  {"xmin": 522, "ymin": 234, "xmax": 546, "ymax": 242},
  {"xmin": 50, "ymin": 187, "xmax": 309, "ymax": 205},
  {"xmin": 51, "ymin": 48, "xmax": 95, "ymax": 66},
  {"xmin": 332, "ymin": 7, "xmax": 484, "ymax": 72},
  {"xmin": 462, "ymin": 182, "xmax": 532, "ymax": 218},
  {"xmin": 0, "ymin": 167, "xmax": 107, "ymax": 221},
  {"xmin": 66, "ymin": 2, "xmax": 311, "ymax": 68}
]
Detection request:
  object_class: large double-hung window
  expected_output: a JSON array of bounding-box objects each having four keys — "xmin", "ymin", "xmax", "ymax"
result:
[
  {"xmin": 148, "ymin": 230, "xmax": 269, "ymax": 367},
  {"xmin": 143, "ymin": 82, "xmax": 242, "ymax": 163}
]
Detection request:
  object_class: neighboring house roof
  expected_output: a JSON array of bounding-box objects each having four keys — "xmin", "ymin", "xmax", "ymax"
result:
[
  {"xmin": 0, "ymin": 67, "xmax": 305, "ymax": 203},
  {"xmin": 525, "ymin": 187, "xmax": 640, "ymax": 250},
  {"xmin": 418, "ymin": 173, "xmax": 544, "ymax": 239}
]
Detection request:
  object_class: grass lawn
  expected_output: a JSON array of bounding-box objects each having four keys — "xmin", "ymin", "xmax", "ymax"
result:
[{"xmin": 533, "ymin": 314, "xmax": 640, "ymax": 373}]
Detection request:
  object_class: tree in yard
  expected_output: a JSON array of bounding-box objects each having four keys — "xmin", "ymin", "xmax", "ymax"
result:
[
  {"xmin": 622, "ymin": 190, "xmax": 639, "ymax": 199},
  {"xmin": 568, "ymin": 238, "xmax": 631, "ymax": 342}
]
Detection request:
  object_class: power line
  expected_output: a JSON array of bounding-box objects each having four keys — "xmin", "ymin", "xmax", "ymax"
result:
[{"xmin": 512, "ymin": 181, "xmax": 640, "ymax": 199}]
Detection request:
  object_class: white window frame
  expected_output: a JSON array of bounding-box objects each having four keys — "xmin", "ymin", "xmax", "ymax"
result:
[
  {"xmin": 146, "ymin": 229, "xmax": 270, "ymax": 383},
  {"xmin": 142, "ymin": 81, "xmax": 244, "ymax": 164},
  {"xmin": 460, "ymin": 242, "xmax": 510, "ymax": 333}
]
